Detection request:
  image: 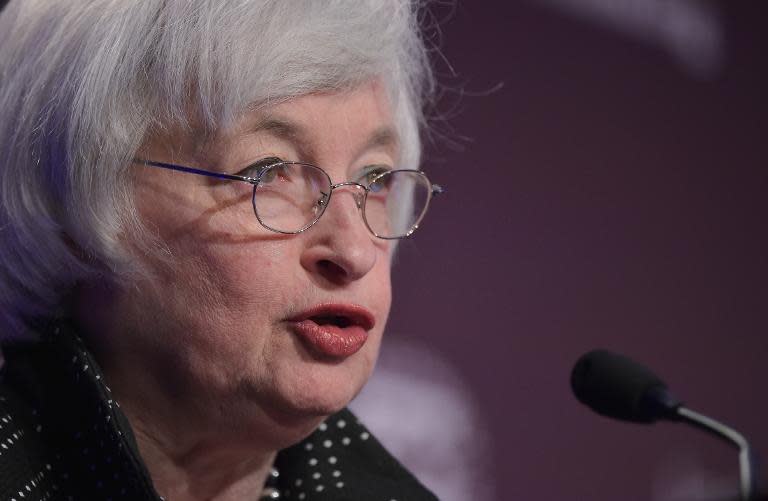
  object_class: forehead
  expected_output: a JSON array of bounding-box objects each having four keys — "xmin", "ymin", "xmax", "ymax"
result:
[
  {"xmin": 140, "ymin": 81, "xmax": 400, "ymax": 169},
  {"xmin": 229, "ymin": 81, "xmax": 400, "ymax": 161}
]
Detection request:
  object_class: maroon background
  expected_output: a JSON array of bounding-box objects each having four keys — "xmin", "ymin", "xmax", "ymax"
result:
[{"xmin": 388, "ymin": 1, "xmax": 767, "ymax": 500}]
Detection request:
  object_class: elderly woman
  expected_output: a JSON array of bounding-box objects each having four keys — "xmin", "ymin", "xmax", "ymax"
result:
[{"xmin": 0, "ymin": 1, "xmax": 442, "ymax": 500}]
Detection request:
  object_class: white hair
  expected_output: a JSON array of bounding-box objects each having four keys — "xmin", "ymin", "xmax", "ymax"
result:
[{"xmin": 0, "ymin": 0, "xmax": 435, "ymax": 340}]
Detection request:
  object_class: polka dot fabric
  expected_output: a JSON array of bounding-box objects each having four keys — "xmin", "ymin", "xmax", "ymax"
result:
[
  {"xmin": 1, "ymin": 325, "xmax": 161, "ymax": 500},
  {"xmin": 274, "ymin": 410, "xmax": 437, "ymax": 500},
  {"xmin": 0, "ymin": 323, "xmax": 438, "ymax": 500}
]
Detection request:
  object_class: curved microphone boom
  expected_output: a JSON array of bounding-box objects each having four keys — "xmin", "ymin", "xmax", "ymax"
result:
[{"xmin": 571, "ymin": 349, "xmax": 758, "ymax": 501}]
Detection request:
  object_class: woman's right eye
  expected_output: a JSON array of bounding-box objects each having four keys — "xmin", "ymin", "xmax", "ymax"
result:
[{"xmin": 238, "ymin": 156, "xmax": 284, "ymax": 179}]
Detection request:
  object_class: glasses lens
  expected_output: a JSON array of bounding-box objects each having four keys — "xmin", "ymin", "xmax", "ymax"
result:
[
  {"xmin": 363, "ymin": 170, "xmax": 432, "ymax": 238},
  {"xmin": 252, "ymin": 163, "xmax": 331, "ymax": 233}
]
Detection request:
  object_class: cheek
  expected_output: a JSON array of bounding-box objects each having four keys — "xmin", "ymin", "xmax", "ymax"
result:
[
  {"xmin": 135, "ymin": 239, "xmax": 298, "ymax": 389},
  {"xmin": 140, "ymin": 177, "xmax": 287, "ymax": 291},
  {"xmin": 136, "ymin": 169, "xmax": 263, "ymax": 240},
  {"xmin": 177, "ymin": 237, "xmax": 299, "ymax": 321},
  {"xmin": 132, "ymin": 201, "xmax": 300, "ymax": 361}
]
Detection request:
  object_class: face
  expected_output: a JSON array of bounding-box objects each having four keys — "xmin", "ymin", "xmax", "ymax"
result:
[{"xmin": 86, "ymin": 81, "xmax": 396, "ymax": 448}]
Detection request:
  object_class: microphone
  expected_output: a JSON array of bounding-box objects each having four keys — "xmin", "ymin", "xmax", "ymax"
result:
[{"xmin": 571, "ymin": 349, "xmax": 760, "ymax": 501}]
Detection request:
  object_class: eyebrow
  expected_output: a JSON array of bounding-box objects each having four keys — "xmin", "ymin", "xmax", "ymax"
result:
[
  {"xmin": 246, "ymin": 116, "xmax": 400, "ymax": 160},
  {"xmin": 248, "ymin": 117, "xmax": 308, "ymax": 148},
  {"xmin": 363, "ymin": 126, "xmax": 400, "ymax": 155}
]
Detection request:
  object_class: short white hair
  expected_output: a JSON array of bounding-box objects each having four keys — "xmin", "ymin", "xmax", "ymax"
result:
[{"xmin": 0, "ymin": 0, "xmax": 435, "ymax": 340}]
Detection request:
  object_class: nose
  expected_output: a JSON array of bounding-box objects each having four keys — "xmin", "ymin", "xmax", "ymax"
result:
[{"xmin": 299, "ymin": 186, "xmax": 378, "ymax": 285}]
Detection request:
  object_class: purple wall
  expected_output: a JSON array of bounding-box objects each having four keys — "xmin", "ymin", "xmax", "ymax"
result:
[{"xmin": 387, "ymin": 1, "xmax": 768, "ymax": 499}]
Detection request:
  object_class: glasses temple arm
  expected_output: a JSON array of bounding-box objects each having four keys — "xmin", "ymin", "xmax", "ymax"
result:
[{"xmin": 132, "ymin": 159, "xmax": 257, "ymax": 184}]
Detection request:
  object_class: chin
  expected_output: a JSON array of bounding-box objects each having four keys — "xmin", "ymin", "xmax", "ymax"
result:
[
  {"xmin": 249, "ymin": 387, "xmax": 354, "ymax": 447},
  {"xmin": 294, "ymin": 373, "xmax": 365, "ymax": 415},
  {"xmin": 243, "ymin": 334, "xmax": 378, "ymax": 440},
  {"xmin": 267, "ymin": 363, "xmax": 368, "ymax": 423}
]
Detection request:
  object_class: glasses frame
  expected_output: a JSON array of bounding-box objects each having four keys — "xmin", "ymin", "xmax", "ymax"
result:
[{"xmin": 132, "ymin": 158, "xmax": 443, "ymax": 240}]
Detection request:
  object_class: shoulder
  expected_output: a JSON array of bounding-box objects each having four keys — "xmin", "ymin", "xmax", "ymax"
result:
[{"xmin": 0, "ymin": 365, "xmax": 59, "ymax": 500}]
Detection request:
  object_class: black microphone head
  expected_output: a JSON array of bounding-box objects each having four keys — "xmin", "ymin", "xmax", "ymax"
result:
[{"xmin": 571, "ymin": 350, "xmax": 681, "ymax": 423}]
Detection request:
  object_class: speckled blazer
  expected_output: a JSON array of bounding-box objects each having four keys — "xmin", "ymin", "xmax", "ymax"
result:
[{"xmin": 0, "ymin": 323, "xmax": 439, "ymax": 501}]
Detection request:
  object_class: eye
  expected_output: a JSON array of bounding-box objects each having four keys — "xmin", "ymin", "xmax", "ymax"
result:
[
  {"xmin": 237, "ymin": 156, "xmax": 284, "ymax": 180},
  {"xmin": 357, "ymin": 165, "xmax": 392, "ymax": 191}
]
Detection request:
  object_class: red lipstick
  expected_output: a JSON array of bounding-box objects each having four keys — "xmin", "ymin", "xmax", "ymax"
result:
[{"xmin": 288, "ymin": 303, "xmax": 375, "ymax": 358}]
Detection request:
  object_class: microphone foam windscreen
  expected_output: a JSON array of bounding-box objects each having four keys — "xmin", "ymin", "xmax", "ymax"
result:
[{"xmin": 570, "ymin": 349, "xmax": 669, "ymax": 423}]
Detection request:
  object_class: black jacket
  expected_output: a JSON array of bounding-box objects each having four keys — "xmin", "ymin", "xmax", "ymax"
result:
[{"xmin": 0, "ymin": 323, "xmax": 438, "ymax": 500}]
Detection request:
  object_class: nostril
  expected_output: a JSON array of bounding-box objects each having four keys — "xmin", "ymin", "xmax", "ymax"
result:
[{"xmin": 317, "ymin": 259, "xmax": 347, "ymax": 279}]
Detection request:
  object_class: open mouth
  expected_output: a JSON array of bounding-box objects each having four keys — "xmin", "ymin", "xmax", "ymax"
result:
[
  {"xmin": 291, "ymin": 303, "xmax": 375, "ymax": 331},
  {"xmin": 309, "ymin": 314, "xmax": 353, "ymax": 328},
  {"xmin": 288, "ymin": 303, "xmax": 375, "ymax": 358}
]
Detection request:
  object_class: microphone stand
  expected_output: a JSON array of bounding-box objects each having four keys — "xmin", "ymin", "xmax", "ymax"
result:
[
  {"xmin": 571, "ymin": 351, "xmax": 763, "ymax": 501},
  {"xmin": 675, "ymin": 406, "xmax": 757, "ymax": 501}
]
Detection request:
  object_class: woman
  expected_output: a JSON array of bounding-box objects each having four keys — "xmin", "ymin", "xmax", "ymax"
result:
[{"xmin": 0, "ymin": 1, "xmax": 442, "ymax": 500}]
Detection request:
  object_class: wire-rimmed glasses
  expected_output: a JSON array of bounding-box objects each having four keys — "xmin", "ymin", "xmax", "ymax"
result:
[{"xmin": 133, "ymin": 157, "xmax": 443, "ymax": 239}]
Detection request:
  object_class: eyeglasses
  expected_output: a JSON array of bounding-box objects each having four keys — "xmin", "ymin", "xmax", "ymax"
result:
[{"xmin": 133, "ymin": 157, "xmax": 443, "ymax": 239}]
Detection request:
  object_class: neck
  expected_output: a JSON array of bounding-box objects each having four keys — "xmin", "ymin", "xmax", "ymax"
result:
[{"xmin": 128, "ymin": 408, "xmax": 278, "ymax": 501}]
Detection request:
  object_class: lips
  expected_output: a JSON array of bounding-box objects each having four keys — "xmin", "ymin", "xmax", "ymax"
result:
[{"xmin": 287, "ymin": 303, "xmax": 375, "ymax": 358}]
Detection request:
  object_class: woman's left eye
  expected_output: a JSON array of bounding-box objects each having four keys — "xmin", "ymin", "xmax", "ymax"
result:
[{"xmin": 357, "ymin": 165, "xmax": 391, "ymax": 187}]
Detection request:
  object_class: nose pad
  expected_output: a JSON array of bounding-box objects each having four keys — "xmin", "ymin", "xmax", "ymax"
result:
[
  {"xmin": 314, "ymin": 191, "xmax": 331, "ymax": 216},
  {"xmin": 353, "ymin": 190, "xmax": 364, "ymax": 210},
  {"xmin": 328, "ymin": 183, "xmax": 366, "ymax": 217}
]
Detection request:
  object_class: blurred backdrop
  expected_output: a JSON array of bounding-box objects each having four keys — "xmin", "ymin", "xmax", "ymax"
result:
[{"xmin": 354, "ymin": 1, "xmax": 768, "ymax": 500}]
